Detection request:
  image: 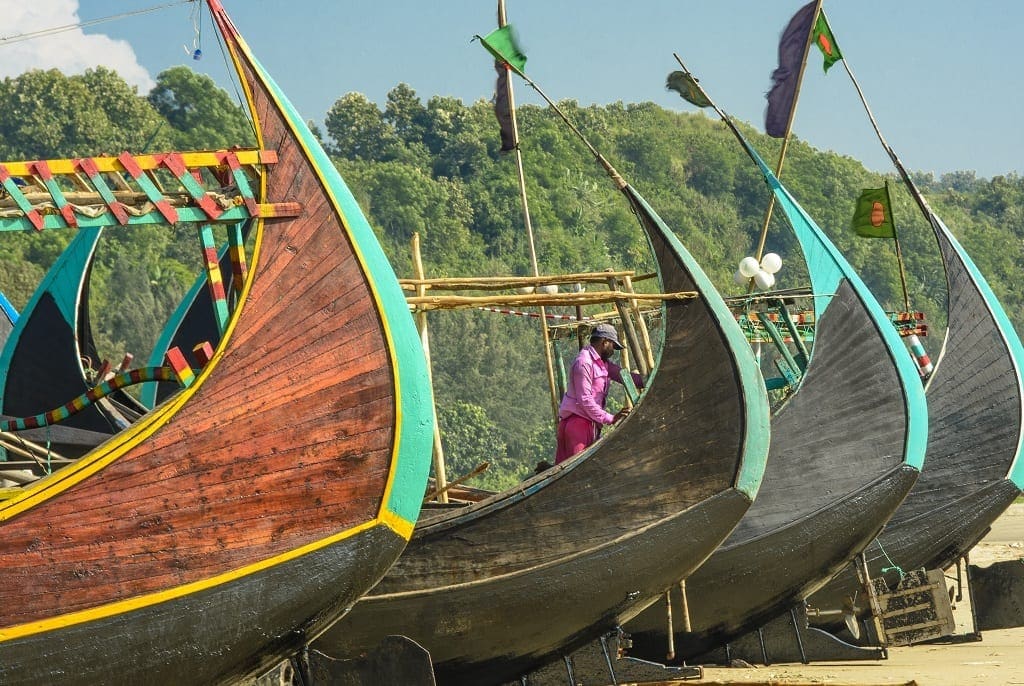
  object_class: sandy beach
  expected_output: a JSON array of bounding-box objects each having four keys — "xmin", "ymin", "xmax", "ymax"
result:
[{"xmin": 692, "ymin": 503, "xmax": 1024, "ymax": 685}]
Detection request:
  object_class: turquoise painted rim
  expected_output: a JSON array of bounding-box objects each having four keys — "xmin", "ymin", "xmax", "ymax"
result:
[
  {"xmin": 0, "ymin": 226, "xmax": 102, "ymax": 408},
  {"xmin": 932, "ymin": 215, "xmax": 1024, "ymax": 488},
  {"xmin": 744, "ymin": 142, "xmax": 927, "ymax": 472},
  {"xmin": 245, "ymin": 50, "xmax": 434, "ymax": 525},
  {"xmin": 628, "ymin": 186, "xmax": 770, "ymax": 499}
]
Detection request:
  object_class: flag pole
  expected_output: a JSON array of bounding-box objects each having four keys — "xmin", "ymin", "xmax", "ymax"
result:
[
  {"xmin": 830, "ymin": 9, "xmax": 934, "ymax": 224},
  {"xmin": 824, "ymin": 9, "xmax": 920, "ymax": 311},
  {"xmin": 885, "ymin": 181, "xmax": 912, "ymax": 311},
  {"xmin": 497, "ymin": 0, "xmax": 560, "ymax": 423},
  {"xmin": 751, "ymin": 0, "xmax": 823, "ymax": 264}
]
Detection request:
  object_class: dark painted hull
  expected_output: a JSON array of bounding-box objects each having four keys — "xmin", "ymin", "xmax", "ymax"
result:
[
  {"xmin": 311, "ymin": 185, "xmax": 771, "ymax": 685},
  {"xmin": 629, "ymin": 465, "xmax": 917, "ymax": 659},
  {"xmin": 0, "ymin": 2, "xmax": 431, "ymax": 684},
  {"xmin": 809, "ymin": 217, "xmax": 1024, "ymax": 616},
  {"xmin": 625, "ymin": 278, "xmax": 920, "ymax": 661}
]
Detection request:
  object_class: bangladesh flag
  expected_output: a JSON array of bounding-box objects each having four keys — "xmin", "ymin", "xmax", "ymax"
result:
[
  {"xmin": 852, "ymin": 186, "xmax": 896, "ymax": 238},
  {"xmin": 814, "ymin": 12, "xmax": 843, "ymax": 72}
]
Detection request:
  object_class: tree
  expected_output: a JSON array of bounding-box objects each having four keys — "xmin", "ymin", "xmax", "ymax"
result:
[
  {"xmin": 148, "ymin": 66, "xmax": 255, "ymax": 150},
  {"xmin": 325, "ymin": 92, "xmax": 398, "ymax": 161}
]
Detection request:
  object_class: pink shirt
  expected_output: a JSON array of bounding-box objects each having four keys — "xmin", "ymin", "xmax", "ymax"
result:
[{"xmin": 558, "ymin": 345, "xmax": 628, "ymax": 426}]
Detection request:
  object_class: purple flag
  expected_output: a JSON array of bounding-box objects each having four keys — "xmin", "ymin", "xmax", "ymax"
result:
[
  {"xmin": 494, "ymin": 62, "xmax": 517, "ymax": 152},
  {"xmin": 764, "ymin": 1, "xmax": 816, "ymax": 138}
]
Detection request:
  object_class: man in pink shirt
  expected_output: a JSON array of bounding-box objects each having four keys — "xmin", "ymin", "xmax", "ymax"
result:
[{"xmin": 555, "ymin": 322, "xmax": 642, "ymax": 464}]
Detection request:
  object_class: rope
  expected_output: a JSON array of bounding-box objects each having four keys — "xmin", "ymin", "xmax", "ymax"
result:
[
  {"xmin": 875, "ymin": 538, "xmax": 905, "ymax": 580},
  {"xmin": 0, "ymin": 1, "xmax": 194, "ymax": 45}
]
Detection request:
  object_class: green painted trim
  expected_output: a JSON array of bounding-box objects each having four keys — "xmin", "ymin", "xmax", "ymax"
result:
[
  {"xmin": 246, "ymin": 50, "xmax": 434, "ymax": 525},
  {"xmin": 626, "ymin": 187, "xmax": 770, "ymax": 499},
  {"xmin": 933, "ymin": 216, "xmax": 1024, "ymax": 488},
  {"xmin": 0, "ymin": 205, "xmax": 255, "ymax": 232}
]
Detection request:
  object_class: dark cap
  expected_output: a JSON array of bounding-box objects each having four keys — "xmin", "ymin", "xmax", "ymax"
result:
[{"xmin": 592, "ymin": 323, "xmax": 623, "ymax": 350}]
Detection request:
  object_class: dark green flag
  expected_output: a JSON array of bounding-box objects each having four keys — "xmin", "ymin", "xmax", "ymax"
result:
[
  {"xmin": 852, "ymin": 186, "xmax": 895, "ymax": 238},
  {"xmin": 666, "ymin": 70, "xmax": 712, "ymax": 108},
  {"xmin": 477, "ymin": 25, "xmax": 527, "ymax": 74}
]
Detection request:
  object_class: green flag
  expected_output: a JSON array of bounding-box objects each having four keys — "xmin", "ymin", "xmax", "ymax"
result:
[
  {"xmin": 852, "ymin": 186, "xmax": 895, "ymax": 238},
  {"xmin": 477, "ymin": 25, "xmax": 527, "ymax": 74},
  {"xmin": 814, "ymin": 12, "xmax": 843, "ymax": 72},
  {"xmin": 666, "ymin": 70, "xmax": 712, "ymax": 108}
]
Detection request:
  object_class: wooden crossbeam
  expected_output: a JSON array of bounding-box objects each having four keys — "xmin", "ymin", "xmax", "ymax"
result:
[
  {"xmin": 76, "ymin": 157, "xmax": 130, "ymax": 225},
  {"xmin": 198, "ymin": 224, "xmax": 230, "ymax": 336},
  {"xmin": 0, "ymin": 164, "xmax": 44, "ymax": 230},
  {"xmin": 0, "ymin": 149, "xmax": 276, "ymax": 177}
]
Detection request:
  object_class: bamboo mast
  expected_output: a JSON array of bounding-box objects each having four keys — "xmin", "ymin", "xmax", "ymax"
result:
[
  {"xmin": 412, "ymin": 232, "xmax": 448, "ymax": 503},
  {"xmin": 750, "ymin": 0, "xmax": 823, "ymax": 264},
  {"xmin": 482, "ymin": 37, "xmax": 657, "ymax": 376},
  {"xmin": 497, "ymin": 0, "xmax": 560, "ymax": 422},
  {"xmin": 829, "ymin": 9, "xmax": 927, "ymax": 312}
]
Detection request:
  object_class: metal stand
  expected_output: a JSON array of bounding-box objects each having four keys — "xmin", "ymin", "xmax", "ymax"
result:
[{"xmin": 519, "ymin": 628, "xmax": 702, "ymax": 685}]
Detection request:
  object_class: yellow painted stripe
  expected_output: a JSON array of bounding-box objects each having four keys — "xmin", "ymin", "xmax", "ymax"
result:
[
  {"xmin": 224, "ymin": 25, "xmax": 414, "ymax": 530},
  {"xmin": 0, "ymin": 517, "xmax": 390, "ymax": 642},
  {"xmin": 0, "ymin": 150, "xmax": 274, "ymax": 177}
]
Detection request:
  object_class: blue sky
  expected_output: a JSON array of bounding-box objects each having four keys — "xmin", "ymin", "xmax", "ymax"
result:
[{"xmin": 7, "ymin": 1, "xmax": 1022, "ymax": 179}]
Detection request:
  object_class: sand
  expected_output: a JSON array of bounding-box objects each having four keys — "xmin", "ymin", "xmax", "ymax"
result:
[{"xmin": 689, "ymin": 503, "xmax": 1024, "ymax": 686}]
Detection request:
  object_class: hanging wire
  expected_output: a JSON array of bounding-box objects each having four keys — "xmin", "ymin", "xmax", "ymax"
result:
[
  {"xmin": 875, "ymin": 538, "xmax": 906, "ymax": 580},
  {"xmin": 184, "ymin": 0, "xmax": 203, "ymax": 60},
  {"xmin": 208, "ymin": 6, "xmax": 260, "ymax": 142},
  {"xmin": 0, "ymin": 1, "xmax": 195, "ymax": 46}
]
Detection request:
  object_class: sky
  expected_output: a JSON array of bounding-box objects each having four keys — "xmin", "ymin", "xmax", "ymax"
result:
[{"xmin": 2, "ymin": 0, "xmax": 1021, "ymax": 180}]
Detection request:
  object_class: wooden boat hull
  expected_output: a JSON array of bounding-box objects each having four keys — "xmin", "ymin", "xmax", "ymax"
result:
[
  {"xmin": 623, "ymin": 136, "xmax": 926, "ymax": 663},
  {"xmin": 351, "ymin": 490, "xmax": 751, "ymax": 685},
  {"xmin": 311, "ymin": 185, "xmax": 771, "ymax": 684},
  {"xmin": 625, "ymin": 279, "xmax": 921, "ymax": 661},
  {"xmin": 0, "ymin": 2, "xmax": 433, "ymax": 683},
  {"xmin": 1, "ymin": 525, "xmax": 404, "ymax": 684},
  {"xmin": 809, "ymin": 214, "xmax": 1024, "ymax": 616},
  {"xmin": 628, "ymin": 464, "xmax": 917, "ymax": 659}
]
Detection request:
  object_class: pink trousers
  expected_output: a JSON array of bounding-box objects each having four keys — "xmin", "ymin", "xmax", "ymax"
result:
[{"xmin": 555, "ymin": 414, "xmax": 597, "ymax": 464}]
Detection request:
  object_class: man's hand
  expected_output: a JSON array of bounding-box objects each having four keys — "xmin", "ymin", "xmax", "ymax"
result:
[{"xmin": 613, "ymin": 406, "xmax": 631, "ymax": 422}]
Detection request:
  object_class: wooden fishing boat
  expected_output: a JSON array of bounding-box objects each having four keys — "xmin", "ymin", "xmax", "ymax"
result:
[
  {"xmin": 623, "ymin": 79, "xmax": 928, "ymax": 663},
  {"xmin": 0, "ymin": 227, "xmax": 139, "ymax": 460},
  {"xmin": 807, "ymin": 182, "xmax": 1024, "ymax": 625},
  {"xmin": 309, "ymin": 174, "xmax": 772, "ymax": 683},
  {"xmin": 138, "ymin": 246, "xmax": 236, "ymax": 410},
  {"xmin": 0, "ymin": 1, "xmax": 433, "ymax": 683}
]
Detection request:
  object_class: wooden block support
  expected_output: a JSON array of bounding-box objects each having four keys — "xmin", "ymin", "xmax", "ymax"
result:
[
  {"xmin": 192, "ymin": 341, "xmax": 215, "ymax": 368},
  {"xmin": 164, "ymin": 347, "xmax": 195, "ymax": 388}
]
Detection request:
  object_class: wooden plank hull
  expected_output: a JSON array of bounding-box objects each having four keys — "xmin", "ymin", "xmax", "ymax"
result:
[
  {"xmin": 628, "ymin": 465, "xmax": 918, "ymax": 659},
  {"xmin": 0, "ymin": 2, "xmax": 433, "ymax": 683},
  {"xmin": 625, "ymin": 280, "xmax": 920, "ymax": 661},
  {"xmin": 622, "ymin": 138, "xmax": 926, "ymax": 664},
  {"xmin": 809, "ymin": 214, "xmax": 1024, "ymax": 615},
  {"xmin": 311, "ymin": 185, "xmax": 771, "ymax": 684}
]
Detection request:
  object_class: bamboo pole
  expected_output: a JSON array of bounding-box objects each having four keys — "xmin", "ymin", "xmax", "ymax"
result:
[
  {"xmin": 498, "ymin": 0, "xmax": 560, "ymax": 423},
  {"xmin": 622, "ymin": 274, "xmax": 655, "ymax": 371},
  {"xmin": 423, "ymin": 461, "xmax": 490, "ymax": 503},
  {"xmin": 605, "ymin": 275, "xmax": 649, "ymax": 377},
  {"xmin": 749, "ymin": 0, "xmax": 823, "ymax": 264},
  {"xmin": 398, "ymin": 270, "xmax": 637, "ymax": 291},
  {"xmin": 411, "ymin": 233, "xmax": 448, "ymax": 503},
  {"xmin": 0, "ymin": 431, "xmax": 68, "ymax": 461},
  {"xmin": 406, "ymin": 290, "xmax": 696, "ymax": 312}
]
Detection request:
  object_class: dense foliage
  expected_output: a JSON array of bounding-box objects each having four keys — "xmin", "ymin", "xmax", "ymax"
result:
[{"xmin": 2, "ymin": 68, "xmax": 1023, "ymax": 488}]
